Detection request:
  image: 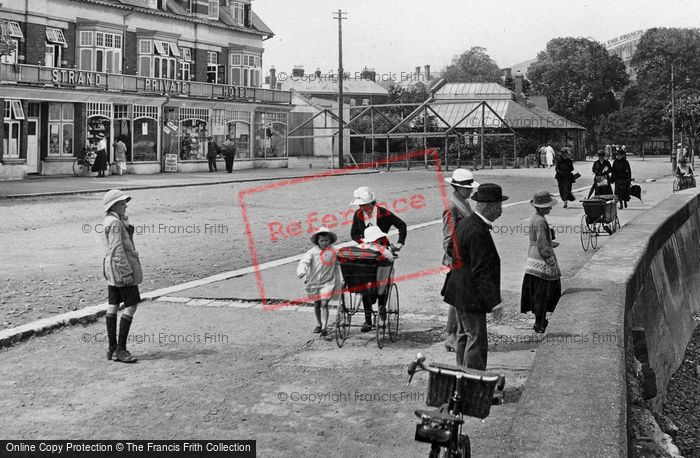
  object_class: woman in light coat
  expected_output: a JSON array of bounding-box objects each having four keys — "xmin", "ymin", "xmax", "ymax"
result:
[
  {"xmin": 102, "ymin": 189, "xmax": 142, "ymax": 363},
  {"xmin": 521, "ymin": 191, "xmax": 561, "ymax": 333}
]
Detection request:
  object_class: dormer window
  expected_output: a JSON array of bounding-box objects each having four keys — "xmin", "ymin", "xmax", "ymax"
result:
[
  {"xmin": 230, "ymin": 1, "xmax": 244, "ymax": 25},
  {"xmin": 208, "ymin": 0, "xmax": 219, "ymax": 19}
]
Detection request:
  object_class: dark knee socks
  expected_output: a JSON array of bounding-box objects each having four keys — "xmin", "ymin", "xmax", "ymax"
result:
[
  {"xmin": 362, "ymin": 295, "xmax": 375, "ymax": 324},
  {"xmin": 117, "ymin": 315, "xmax": 133, "ymax": 351},
  {"xmin": 106, "ymin": 313, "xmax": 117, "ymax": 350}
]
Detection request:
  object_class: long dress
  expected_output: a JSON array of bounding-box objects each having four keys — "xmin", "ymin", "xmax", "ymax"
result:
[
  {"xmin": 611, "ymin": 158, "xmax": 632, "ymax": 202},
  {"xmin": 555, "ymin": 158, "xmax": 576, "ymax": 202},
  {"xmin": 521, "ymin": 213, "xmax": 561, "ymax": 331},
  {"xmin": 592, "ymin": 159, "xmax": 613, "ymax": 196}
]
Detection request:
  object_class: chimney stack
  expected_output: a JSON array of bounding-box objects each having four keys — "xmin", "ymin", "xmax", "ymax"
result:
[
  {"xmin": 269, "ymin": 66, "xmax": 277, "ymax": 90},
  {"xmin": 361, "ymin": 67, "xmax": 376, "ymax": 82},
  {"xmin": 315, "ymin": 68, "xmax": 322, "ymax": 77},
  {"xmin": 514, "ymin": 70, "xmax": 524, "ymax": 102},
  {"xmin": 292, "ymin": 66, "xmax": 304, "ymax": 77},
  {"xmin": 424, "ymin": 65, "xmax": 431, "ymax": 81},
  {"xmin": 503, "ymin": 67, "xmax": 512, "ymax": 79},
  {"xmin": 415, "ymin": 66, "xmax": 421, "ymax": 78}
]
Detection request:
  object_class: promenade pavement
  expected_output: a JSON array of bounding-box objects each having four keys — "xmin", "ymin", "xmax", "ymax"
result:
[{"xmin": 0, "ymin": 156, "xmax": 677, "ymax": 456}]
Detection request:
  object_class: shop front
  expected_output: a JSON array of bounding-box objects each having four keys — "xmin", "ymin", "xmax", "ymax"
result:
[{"xmin": 253, "ymin": 111, "xmax": 288, "ymax": 167}]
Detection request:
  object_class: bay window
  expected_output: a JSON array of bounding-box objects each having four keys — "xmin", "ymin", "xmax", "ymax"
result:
[
  {"xmin": 229, "ymin": 53, "xmax": 261, "ymax": 87},
  {"xmin": 78, "ymin": 30, "xmax": 122, "ymax": 73},
  {"xmin": 139, "ymin": 39, "xmax": 182, "ymax": 79}
]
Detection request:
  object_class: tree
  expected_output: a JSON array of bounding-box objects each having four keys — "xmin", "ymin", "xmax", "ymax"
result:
[
  {"xmin": 527, "ymin": 37, "xmax": 629, "ymax": 148},
  {"xmin": 441, "ymin": 46, "xmax": 502, "ymax": 83},
  {"xmin": 671, "ymin": 95, "xmax": 700, "ymax": 161}
]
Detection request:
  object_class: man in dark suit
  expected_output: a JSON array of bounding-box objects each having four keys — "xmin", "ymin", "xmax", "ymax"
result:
[{"xmin": 443, "ymin": 183, "xmax": 507, "ymax": 369}]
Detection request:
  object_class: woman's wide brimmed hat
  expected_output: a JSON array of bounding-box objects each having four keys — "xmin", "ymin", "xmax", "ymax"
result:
[
  {"xmin": 530, "ymin": 190, "xmax": 558, "ymax": 208},
  {"xmin": 310, "ymin": 226, "xmax": 337, "ymax": 245},
  {"xmin": 363, "ymin": 225, "xmax": 388, "ymax": 243},
  {"xmin": 350, "ymin": 186, "xmax": 376, "ymax": 205},
  {"xmin": 103, "ymin": 189, "xmax": 131, "ymax": 212},
  {"xmin": 471, "ymin": 183, "xmax": 508, "ymax": 202},
  {"xmin": 444, "ymin": 168, "xmax": 479, "ymax": 188},
  {"xmin": 597, "ymin": 150, "xmax": 606, "ymax": 156}
]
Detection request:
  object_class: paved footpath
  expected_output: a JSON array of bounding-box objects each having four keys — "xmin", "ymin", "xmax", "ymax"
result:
[{"xmin": 0, "ymin": 156, "xmax": 679, "ymax": 457}]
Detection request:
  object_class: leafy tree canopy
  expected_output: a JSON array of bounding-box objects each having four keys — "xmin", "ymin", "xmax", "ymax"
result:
[
  {"xmin": 527, "ymin": 37, "xmax": 629, "ymax": 129},
  {"xmin": 441, "ymin": 46, "xmax": 502, "ymax": 83}
]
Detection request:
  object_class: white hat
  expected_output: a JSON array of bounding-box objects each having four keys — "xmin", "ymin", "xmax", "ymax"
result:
[
  {"xmin": 350, "ymin": 186, "xmax": 376, "ymax": 206},
  {"xmin": 444, "ymin": 169, "xmax": 479, "ymax": 188},
  {"xmin": 103, "ymin": 189, "xmax": 131, "ymax": 212},
  {"xmin": 310, "ymin": 226, "xmax": 337, "ymax": 245},
  {"xmin": 363, "ymin": 225, "xmax": 388, "ymax": 243}
]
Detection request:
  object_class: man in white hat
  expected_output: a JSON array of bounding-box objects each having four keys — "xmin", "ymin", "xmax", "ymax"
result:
[
  {"xmin": 102, "ymin": 189, "xmax": 142, "ymax": 363},
  {"xmin": 441, "ymin": 169, "xmax": 479, "ymax": 353},
  {"xmin": 350, "ymin": 187, "xmax": 407, "ymax": 332}
]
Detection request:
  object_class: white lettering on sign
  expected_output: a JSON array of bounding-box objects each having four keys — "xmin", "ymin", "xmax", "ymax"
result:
[
  {"xmin": 51, "ymin": 69, "xmax": 105, "ymax": 87},
  {"xmin": 144, "ymin": 79, "xmax": 189, "ymax": 94}
]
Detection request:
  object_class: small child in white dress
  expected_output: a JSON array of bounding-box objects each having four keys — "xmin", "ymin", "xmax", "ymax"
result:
[{"xmin": 297, "ymin": 227, "xmax": 342, "ymax": 337}]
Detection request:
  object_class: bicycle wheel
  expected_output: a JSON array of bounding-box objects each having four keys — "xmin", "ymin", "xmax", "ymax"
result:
[
  {"xmin": 458, "ymin": 434, "xmax": 471, "ymax": 458},
  {"xmin": 580, "ymin": 215, "xmax": 590, "ymax": 251},
  {"xmin": 335, "ymin": 292, "xmax": 351, "ymax": 348},
  {"xmin": 73, "ymin": 159, "xmax": 88, "ymax": 177},
  {"xmin": 387, "ymin": 283, "xmax": 399, "ymax": 342}
]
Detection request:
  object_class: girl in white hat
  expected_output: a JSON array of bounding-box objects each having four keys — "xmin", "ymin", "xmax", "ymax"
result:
[{"xmin": 297, "ymin": 227, "xmax": 342, "ymax": 337}]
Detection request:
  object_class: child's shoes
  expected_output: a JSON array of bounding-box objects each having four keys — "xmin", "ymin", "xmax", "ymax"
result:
[{"xmin": 313, "ymin": 326, "xmax": 322, "ymax": 333}]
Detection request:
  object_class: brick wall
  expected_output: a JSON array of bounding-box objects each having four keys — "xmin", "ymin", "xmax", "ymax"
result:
[
  {"xmin": 74, "ymin": 104, "xmax": 87, "ymax": 153},
  {"xmin": 219, "ymin": 46, "xmax": 228, "ymax": 83},
  {"xmin": 123, "ymin": 31, "xmax": 138, "ymax": 75},
  {"xmin": 195, "ymin": 48, "xmax": 208, "ymax": 82},
  {"xmin": 64, "ymin": 24, "xmax": 76, "ymax": 67},
  {"xmin": 25, "ymin": 23, "xmax": 46, "ymax": 66}
]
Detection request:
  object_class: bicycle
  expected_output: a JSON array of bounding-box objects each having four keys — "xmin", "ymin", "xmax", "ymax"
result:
[
  {"xmin": 73, "ymin": 150, "xmax": 96, "ymax": 177},
  {"xmin": 407, "ymin": 354, "xmax": 505, "ymax": 458}
]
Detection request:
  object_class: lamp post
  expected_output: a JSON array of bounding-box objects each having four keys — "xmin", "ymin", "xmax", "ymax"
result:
[{"xmin": 671, "ymin": 61, "xmax": 676, "ymax": 172}]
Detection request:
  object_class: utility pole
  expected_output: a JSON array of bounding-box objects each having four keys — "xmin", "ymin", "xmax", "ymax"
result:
[
  {"xmin": 333, "ymin": 9, "xmax": 347, "ymax": 169},
  {"xmin": 671, "ymin": 61, "xmax": 676, "ymax": 172}
]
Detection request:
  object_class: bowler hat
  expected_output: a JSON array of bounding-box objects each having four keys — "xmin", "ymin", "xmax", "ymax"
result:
[
  {"xmin": 471, "ymin": 183, "xmax": 508, "ymax": 202},
  {"xmin": 530, "ymin": 190, "xmax": 558, "ymax": 208},
  {"xmin": 103, "ymin": 189, "xmax": 131, "ymax": 212},
  {"xmin": 310, "ymin": 226, "xmax": 337, "ymax": 245},
  {"xmin": 444, "ymin": 168, "xmax": 479, "ymax": 188}
]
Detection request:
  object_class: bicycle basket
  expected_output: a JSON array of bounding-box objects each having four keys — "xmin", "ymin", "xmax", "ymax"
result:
[{"xmin": 426, "ymin": 363, "xmax": 500, "ymax": 419}]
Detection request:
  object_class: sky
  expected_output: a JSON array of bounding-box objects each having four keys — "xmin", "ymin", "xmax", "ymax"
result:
[{"xmin": 253, "ymin": 0, "xmax": 700, "ymax": 81}]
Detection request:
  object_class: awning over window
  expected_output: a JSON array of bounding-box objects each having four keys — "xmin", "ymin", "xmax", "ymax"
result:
[
  {"xmin": 154, "ymin": 40, "xmax": 167, "ymax": 55},
  {"xmin": 2, "ymin": 21, "xmax": 24, "ymax": 39},
  {"xmin": 46, "ymin": 28, "xmax": 67, "ymax": 46},
  {"xmin": 8, "ymin": 100, "xmax": 25, "ymax": 119},
  {"xmin": 169, "ymin": 43, "xmax": 181, "ymax": 57}
]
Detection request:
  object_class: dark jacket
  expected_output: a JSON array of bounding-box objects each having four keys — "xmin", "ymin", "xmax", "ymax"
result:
[
  {"xmin": 442, "ymin": 213, "xmax": 501, "ymax": 313},
  {"xmin": 221, "ymin": 140, "xmax": 237, "ymax": 158},
  {"xmin": 554, "ymin": 158, "xmax": 574, "ymax": 181},
  {"xmin": 206, "ymin": 141, "xmax": 219, "ymax": 159},
  {"xmin": 350, "ymin": 206, "xmax": 407, "ymax": 246},
  {"xmin": 592, "ymin": 159, "xmax": 612, "ymax": 177},
  {"xmin": 610, "ymin": 158, "xmax": 631, "ymax": 184}
]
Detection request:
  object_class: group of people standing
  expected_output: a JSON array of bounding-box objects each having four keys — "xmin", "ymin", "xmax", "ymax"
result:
[
  {"xmin": 206, "ymin": 137, "xmax": 237, "ymax": 173},
  {"xmin": 89, "ymin": 137, "xmax": 128, "ymax": 177},
  {"xmin": 440, "ymin": 169, "xmax": 562, "ymax": 370},
  {"xmin": 587, "ymin": 148, "xmax": 633, "ymax": 209}
]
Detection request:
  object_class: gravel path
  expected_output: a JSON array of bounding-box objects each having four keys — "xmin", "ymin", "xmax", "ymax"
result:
[{"xmin": 663, "ymin": 325, "xmax": 700, "ymax": 457}]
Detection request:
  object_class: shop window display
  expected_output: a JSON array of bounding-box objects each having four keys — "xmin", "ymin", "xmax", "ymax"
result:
[{"xmin": 180, "ymin": 120, "xmax": 207, "ymax": 160}]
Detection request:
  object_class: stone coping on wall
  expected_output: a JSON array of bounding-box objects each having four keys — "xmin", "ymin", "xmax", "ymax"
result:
[{"xmin": 507, "ymin": 188, "xmax": 700, "ymax": 456}]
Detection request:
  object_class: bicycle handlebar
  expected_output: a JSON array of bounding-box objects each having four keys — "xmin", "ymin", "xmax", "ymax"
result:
[{"xmin": 407, "ymin": 353, "xmax": 504, "ymax": 388}]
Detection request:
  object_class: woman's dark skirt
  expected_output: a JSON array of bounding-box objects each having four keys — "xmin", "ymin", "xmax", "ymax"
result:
[
  {"xmin": 92, "ymin": 150, "xmax": 108, "ymax": 172},
  {"xmin": 520, "ymin": 274, "xmax": 561, "ymax": 314},
  {"xmin": 614, "ymin": 181, "xmax": 630, "ymax": 202},
  {"xmin": 557, "ymin": 179, "xmax": 576, "ymax": 202}
]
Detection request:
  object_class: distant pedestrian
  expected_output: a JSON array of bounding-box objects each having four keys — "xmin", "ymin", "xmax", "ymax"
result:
[
  {"xmin": 92, "ymin": 134, "xmax": 108, "ymax": 177},
  {"xmin": 442, "ymin": 183, "xmax": 507, "ymax": 369},
  {"xmin": 537, "ymin": 145, "xmax": 546, "ymax": 168},
  {"xmin": 350, "ymin": 186, "xmax": 406, "ymax": 332},
  {"xmin": 221, "ymin": 136, "xmax": 237, "ymax": 173},
  {"xmin": 113, "ymin": 138, "xmax": 127, "ymax": 176},
  {"xmin": 297, "ymin": 227, "xmax": 341, "ymax": 338},
  {"xmin": 206, "ymin": 137, "xmax": 219, "ymax": 172},
  {"xmin": 588, "ymin": 150, "xmax": 613, "ymax": 198},
  {"xmin": 554, "ymin": 149, "xmax": 576, "ymax": 208},
  {"xmin": 611, "ymin": 149, "xmax": 632, "ymax": 209},
  {"xmin": 521, "ymin": 191, "xmax": 561, "ymax": 334},
  {"xmin": 102, "ymin": 190, "xmax": 142, "ymax": 363},
  {"xmin": 545, "ymin": 142, "xmax": 555, "ymax": 168},
  {"xmin": 441, "ymin": 169, "xmax": 479, "ymax": 353}
]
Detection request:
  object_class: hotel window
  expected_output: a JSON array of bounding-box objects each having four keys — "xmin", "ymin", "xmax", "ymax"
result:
[
  {"xmin": 208, "ymin": 0, "xmax": 219, "ymax": 19},
  {"xmin": 207, "ymin": 51, "xmax": 219, "ymax": 83},
  {"xmin": 47, "ymin": 103, "xmax": 74, "ymax": 157},
  {"xmin": 229, "ymin": 53, "xmax": 260, "ymax": 87},
  {"xmin": 0, "ymin": 39, "xmax": 18, "ymax": 64},
  {"xmin": 179, "ymin": 47, "xmax": 191, "ymax": 80},
  {"xmin": 139, "ymin": 39, "xmax": 179, "ymax": 79},
  {"xmin": 45, "ymin": 28, "xmax": 66, "ymax": 68},
  {"xmin": 229, "ymin": 1, "xmax": 244, "ymax": 25},
  {"xmin": 3, "ymin": 100, "xmax": 24, "ymax": 159},
  {"xmin": 0, "ymin": 21, "xmax": 22, "ymax": 64},
  {"xmin": 78, "ymin": 30, "xmax": 122, "ymax": 73}
]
